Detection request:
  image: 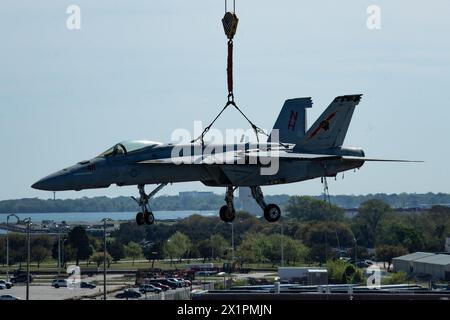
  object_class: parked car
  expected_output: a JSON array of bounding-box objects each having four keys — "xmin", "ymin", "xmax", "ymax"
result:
[
  {"xmin": 195, "ymin": 270, "xmax": 217, "ymax": 276},
  {"xmin": 80, "ymin": 281, "xmax": 96, "ymax": 289},
  {"xmin": 10, "ymin": 273, "xmax": 33, "ymax": 284},
  {"xmin": 150, "ymin": 278, "xmax": 179, "ymax": 289},
  {"xmin": 139, "ymin": 284, "xmax": 162, "ymax": 294},
  {"xmin": 115, "ymin": 289, "xmax": 142, "ymax": 299},
  {"xmin": 0, "ymin": 295, "xmax": 21, "ymax": 300},
  {"xmin": 167, "ymin": 278, "xmax": 184, "ymax": 286},
  {"xmin": 354, "ymin": 260, "xmax": 374, "ymax": 268},
  {"xmin": 175, "ymin": 278, "xmax": 191, "ymax": 287},
  {"xmin": 151, "ymin": 282, "xmax": 170, "ymax": 291},
  {"xmin": 0, "ymin": 284, "xmax": 6, "ymax": 290},
  {"xmin": 166, "ymin": 279, "xmax": 183, "ymax": 288},
  {"xmin": 52, "ymin": 279, "xmax": 68, "ymax": 288},
  {"xmin": 0, "ymin": 280, "xmax": 13, "ymax": 289}
]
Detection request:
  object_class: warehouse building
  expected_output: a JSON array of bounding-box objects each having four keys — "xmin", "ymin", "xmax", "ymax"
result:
[{"xmin": 393, "ymin": 252, "xmax": 450, "ymax": 280}]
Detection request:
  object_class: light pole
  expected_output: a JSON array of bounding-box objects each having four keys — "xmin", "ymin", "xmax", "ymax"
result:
[
  {"xmin": 280, "ymin": 218, "xmax": 284, "ymax": 267},
  {"xmin": 23, "ymin": 217, "xmax": 32, "ymax": 301},
  {"xmin": 55, "ymin": 224, "xmax": 61, "ymax": 271},
  {"xmin": 229, "ymin": 222, "xmax": 235, "ymax": 262},
  {"xmin": 101, "ymin": 218, "xmax": 112, "ymax": 301},
  {"xmin": 6, "ymin": 214, "xmax": 20, "ymax": 282}
]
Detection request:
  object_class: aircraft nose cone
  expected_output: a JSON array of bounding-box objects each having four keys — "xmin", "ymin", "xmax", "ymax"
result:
[
  {"xmin": 32, "ymin": 176, "xmax": 54, "ymax": 191},
  {"xmin": 31, "ymin": 172, "xmax": 65, "ymax": 191}
]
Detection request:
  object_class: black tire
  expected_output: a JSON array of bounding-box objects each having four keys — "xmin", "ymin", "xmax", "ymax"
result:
[
  {"xmin": 136, "ymin": 212, "xmax": 145, "ymax": 225},
  {"xmin": 264, "ymin": 204, "xmax": 281, "ymax": 222},
  {"xmin": 219, "ymin": 205, "xmax": 235, "ymax": 223},
  {"xmin": 144, "ymin": 211, "xmax": 155, "ymax": 225}
]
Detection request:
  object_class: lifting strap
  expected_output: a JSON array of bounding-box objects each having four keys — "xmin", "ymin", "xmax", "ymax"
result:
[{"xmin": 192, "ymin": 2, "xmax": 274, "ymax": 148}]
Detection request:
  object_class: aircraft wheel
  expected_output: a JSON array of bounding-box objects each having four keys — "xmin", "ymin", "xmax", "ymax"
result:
[
  {"xmin": 136, "ymin": 212, "xmax": 145, "ymax": 225},
  {"xmin": 144, "ymin": 211, "xmax": 155, "ymax": 225},
  {"xmin": 219, "ymin": 205, "xmax": 235, "ymax": 223},
  {"xmin": 264, "ymin": 204, "xmax": 281, "ymax": 222}
]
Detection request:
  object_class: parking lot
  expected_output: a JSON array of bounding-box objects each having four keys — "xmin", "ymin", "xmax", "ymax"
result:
[
  {"xmin": 1, "ymin": 274, "xmax": 201, "ymax": 300},
  {"xmin": 2, "ymin": 283, "xmax": 124, "ymax": 300},
  {"xmin": 0, "ymin": 274, "xmax": 132, "ymax": 300}
]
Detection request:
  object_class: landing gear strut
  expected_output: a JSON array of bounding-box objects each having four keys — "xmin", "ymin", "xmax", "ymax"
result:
[
  {"xmin": 219, "ymin": 186, "xmax": 236, "ymax": 223},
  {"xmin": 250, "ymin": 186, "xmax": 281, "ymax": 223},
  {"xmin": 132, "ymin": 183, "xmax": 167, "ymax": 226}
]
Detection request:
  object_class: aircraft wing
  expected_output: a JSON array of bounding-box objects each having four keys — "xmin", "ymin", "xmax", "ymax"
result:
[{"xmin": 138, "ymin": 150, "xmax": 422, "ymax": 165}]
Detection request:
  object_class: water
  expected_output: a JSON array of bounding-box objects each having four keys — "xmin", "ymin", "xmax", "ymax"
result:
[{"xmin": 0, "ymin": 210, "xmax": 216, "ymax": 225}]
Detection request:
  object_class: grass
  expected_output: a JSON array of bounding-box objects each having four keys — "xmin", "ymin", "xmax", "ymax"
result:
[{"xmin": 0, "ymin": 258, "xmax": 315, "ymax": 274}]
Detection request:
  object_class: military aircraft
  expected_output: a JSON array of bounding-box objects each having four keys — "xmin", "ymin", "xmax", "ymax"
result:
[{"xmin": 32, "ymin": 94, "xmax": 419, "ymax": 225}]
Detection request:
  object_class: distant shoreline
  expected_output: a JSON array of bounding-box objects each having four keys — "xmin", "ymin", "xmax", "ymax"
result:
[{"xmin": 1, "ymin": 193, "xmax": 449, "ymax": 214}]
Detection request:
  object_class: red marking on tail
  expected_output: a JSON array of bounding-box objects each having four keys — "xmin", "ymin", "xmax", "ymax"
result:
[{"xmin": 287, "ymin": 111, "xmax": 298, "ymax": 131}]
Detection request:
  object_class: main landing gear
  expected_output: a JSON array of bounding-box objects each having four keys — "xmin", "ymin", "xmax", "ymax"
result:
[
  {"xmin": 250, "ymin": 186, "xmax": 281, "ymax": 223},
  {"xmin": 132, "ymin": 183, "xmax": 167, "ymax": 226},
  {"xmin": 219, "ymin": 186, "xmax": 237, "ymax": 223},
  {"xmin": 218, "ymin": 186, "xmax": 281, "ymax": 223}
]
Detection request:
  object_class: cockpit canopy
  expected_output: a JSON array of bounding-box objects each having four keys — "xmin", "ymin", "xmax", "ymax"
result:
[{"xmin": 98, "ymin": 140, "xmax": 162, "ymax": 158}]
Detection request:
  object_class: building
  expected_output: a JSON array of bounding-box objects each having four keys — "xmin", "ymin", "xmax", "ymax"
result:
[
  {"xmin": 393, "ymin": 252, "xmax": 450, "ymax": 280},
  {"xmin": 238, "ymin": 187, "xmax": 263, "ymax": 216},
  {"xmin": 278, "ymin": 267, "xmax": 328, "ymax": 285}
]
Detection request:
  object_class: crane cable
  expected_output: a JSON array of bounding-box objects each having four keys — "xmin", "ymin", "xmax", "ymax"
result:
[{"xmin": 191, "ymin": 0, "xmax": 271, "ymax": 147}]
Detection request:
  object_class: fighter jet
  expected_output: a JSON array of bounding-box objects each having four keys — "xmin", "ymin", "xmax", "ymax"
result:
[{"xmin": 32, "ymin": 94, "xmax": 418, "ymax": 225}]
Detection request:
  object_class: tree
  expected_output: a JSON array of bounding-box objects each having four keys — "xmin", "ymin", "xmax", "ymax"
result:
[
  {"xmin": 124, "ymin": 242, "xmax": 143, "ymax": 265},
  {"xmin": 107, "ymin": 240, "xmax": 125, "ymax": 262},
  {"xmin": 376, "ymin": 219, "xmax": 424, "ymax": 252},
  {"xmin": 196, "ymin": 240, "xmax": 212, "ymax": 263},
  {"xmin": 285, "ymin": 196, "xmax": 345, "ymax": 222},
  {"xmin": 163, "ymin": 232, "xmax": 192, "ymax": 264},
  {"xmin": 375, "ymin": 245, "xmax": 408, "ymax": 270},
  {"xmin": 236, "ymin": 233, "xmax": 267, "ymax": 267},
  {"xmin": 209, "ymin": 234, "xmax": 228, "ymax": 260},
  {"xmin": 326, "ymin": 259, "xmax": 363, "ymax": 284},
  {"xmin": 67, "ymin": 226, "xmax": 93, "ymax": 265},
  {"xmin": 32, "ymin": 235, "xmax": 53, "ymax": 250},
  {"xmin": 346, "ymin": 245, "xmax": 370, "ymax": 260},
  {"xmin": 282, "ymin": 237, "xmax": 309, "ymax": 265},
  {"xmin": 61, "ymin": 244, "xmax": 77, "ymax": 268},
  {"xmin": 8, "ymin": 234, "xmax": 26, "ymax": 268},
  {"xmin": 142, "ymin": 243, "xmax": 161, "ymax": 269},
  {"xmin": 90, "ymin": 251, "xmax": 112, "ymax": 268},
  {"xmin": 0, "ymin": 238, "xmax": 6, "ymax": 266},
  {"xmin": 352, "ymin": 199, "xmax": 392, "ymax": 247},
  {"xmin": 31, "ymin": 245, "xmax": 50, "ymax": 268},
  {"xmin": 112, "ymin": 222, "xmax": 146, "ymax": 245},
  {"xmin": 302, "ymin": 221, "xmax": 355, "ymax": 248}
]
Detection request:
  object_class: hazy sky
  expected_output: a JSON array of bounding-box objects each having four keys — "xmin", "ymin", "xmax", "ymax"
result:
[{"xmin": 1, "ymin": 1, "xmax": 449, "ymax": 200}]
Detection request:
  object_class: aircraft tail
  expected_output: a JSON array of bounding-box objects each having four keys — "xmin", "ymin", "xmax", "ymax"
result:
[
  {"xmin": 268, "ymin": 98, "xmax": 312, "ymax": 144},
  {"xmin": 295, "ymin": 94, "xmax": 362, "ymax": 150}
]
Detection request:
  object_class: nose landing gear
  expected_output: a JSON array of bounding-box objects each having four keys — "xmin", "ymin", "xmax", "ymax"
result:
[{"xmin": 132, "ymin": 183, "xmax": 167, "ymax": 226}]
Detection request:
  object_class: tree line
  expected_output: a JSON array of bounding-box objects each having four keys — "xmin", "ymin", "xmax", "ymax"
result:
[
  {"xmin": 1, "ymin": 193, "xmax": 450, "ymax": 213},
  {"xmin": 1, "ymin": 197, "xmax": 449, "ymax": 275}
]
